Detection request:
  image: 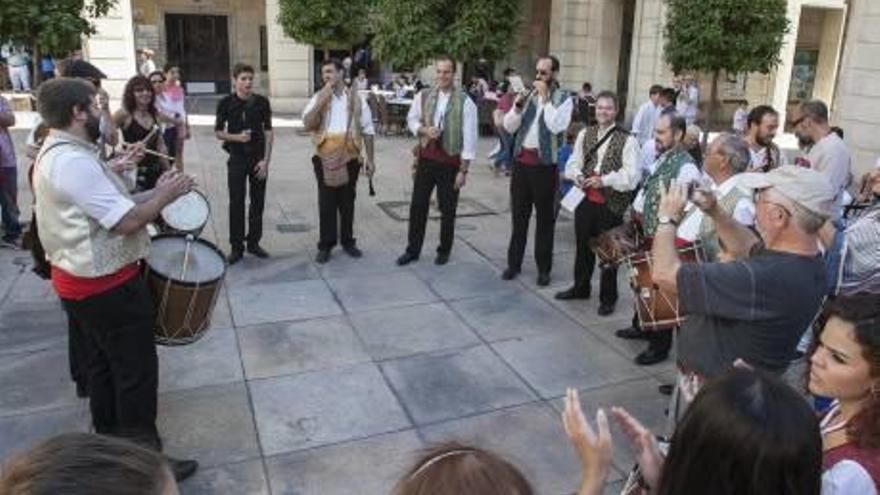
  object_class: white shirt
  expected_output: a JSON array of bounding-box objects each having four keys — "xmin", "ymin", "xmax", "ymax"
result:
[
  {"xmin": 503, "ymin": 94, "xmax": 574, "ymax": 149},
  {"xmin": 732, "ymin": 108, "xmax": 747, "ymax": 133},
  {"xmin": 303, "ymin": 91, "xmax": 375, "ymax": 136},
  {"xmin": 677, "ymin": 84, "xmax": 699, "ymax": 120},
  {"xmin": 49, "ymin": 152, "xmax": 135, "ymax": 230},
  {"xmin": 406, "ymin": 89, "xmax": 478, "ymax": 161},
  {"xmin": 633, "ymin": 149, "xmax": 702, "ymax": 214},
  {"xmin": 677, "ymin": 173, "xmax": 755, "ymax": 242},
  {"xmin": 748, "ymin": 144, "xmax": 787, "ymax": 171},
  {"xmin": 806, "ymin": 132, "xmax": 852, "ymax": 219},
  {"xmin": 355, "ymin": 77, "xmax": 369, "ymax": 91},
  {"xmin": 564, "ymin": 125, "xmax": 640, "ymax": 192},
  {"xmin": 822, "ymin": 460, "xmax": 877, "ymax": 495},
  {"xmin": 631, "ymin": 100, "xmax": 658, "ymax": 146},
  {"xmin": 139, "ymin": 59, "xmax": 156, "ymax": 77}
]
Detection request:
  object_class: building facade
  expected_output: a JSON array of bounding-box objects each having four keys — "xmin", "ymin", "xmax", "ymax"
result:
[{"xmin": 84, "ymin": 0, "xmax": 878, "ymax": 174}]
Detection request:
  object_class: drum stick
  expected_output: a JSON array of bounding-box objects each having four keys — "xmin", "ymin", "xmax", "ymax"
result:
[
  {"xmin": 122, "ymin": 142, "xmax": 176, "ymax": 161},
  {"xmin": 180, "ymin": 235, "xmax": 194, "ymax": 282}
]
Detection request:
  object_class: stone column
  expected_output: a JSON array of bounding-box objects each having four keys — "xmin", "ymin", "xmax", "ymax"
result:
[
  {"xmin": 83, "ymin": 0, "xmax": 138, "ymax": 102},
  {"xmin": 264, "ymin": 0, "xmax": 312, "ymax": 113}
]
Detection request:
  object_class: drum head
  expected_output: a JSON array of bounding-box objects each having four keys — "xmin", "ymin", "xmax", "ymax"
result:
[
  {"xmin": 161, "ymin": 190, "xmax": 210, "ymax": 233},
  {"xmin": 147, "ymin": 235, "xmax": 225, "ymax": 284}
]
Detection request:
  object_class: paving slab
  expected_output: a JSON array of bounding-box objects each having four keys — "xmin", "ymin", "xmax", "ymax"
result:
[
  {"xmin": 158, "ymin": 326, "xmax": 243, "ymax": 393},
  {"xmin": 0, "ymin": 404, "xmax": 90, "ymax": 460},
  {"xmin": 326, "ymin": 271, "xmax": 437, "ymax": 314},
  {"xmin": 349, "ymin": 302, "xmax": 480, "ymax": 360},
  {"xmin": 0, "ymin": 347, "xmax": 78, "ymax": 415},
  {"xmin": 265, "ymin": 429, "xmax": 423, "ymax": 495},
  {"xmin": 0, "ymin": 300, "xmax": 68, "ymax": 355},
  {"xmin": 238, "ymin": 316, "xmax": 370, "ymax": 380},
  {"xmin": 179, "ymin": 459, "xmax": 269, "ymax": 495},
  {"xmin": 380, "ymin": 345, "xmax": 536, "ymax": 425},
  {"xmin": 411, "ymin": 260, "xmax": 518, "ymax": 301},
  {"xmin": 227, "ymin": 279, "xmax": 342, "ymax": 327},
  {"xmin": 250, "ymin": 363, "xmax": 411, "ymax": 456}
]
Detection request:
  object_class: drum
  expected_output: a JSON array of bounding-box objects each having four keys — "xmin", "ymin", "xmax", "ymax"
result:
[
  {"xmin": 589, "ymin": 223, "xmax": 640, "ymax": 266},
  {"xmin": 145, "ymin": 234, "xmax": 226, "ymax": 345},
  {"xmin": 160, "ymin": 189, "xmax": 210, "ymax": 235},
  {"xmin": 625, "ymin": 242, "xmax": 705, "ymax": 331}
]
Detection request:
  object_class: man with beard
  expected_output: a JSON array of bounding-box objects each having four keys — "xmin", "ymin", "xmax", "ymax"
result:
[
  {"xmin": 303, "ymin": 59, "xmax": 376, "ymax": 264},
  {"xmin": 615, "ymin": 112, "xmax": 701, "ymax": 366},
  {"xmin": 501, "ymin": 55, "xmax": 573, "ymax": 286},
  {"xmin": 790, "ymin": 100, "xmax": 852, "ymax": 221},
  {"xmin": 396, "ymin": 56, "xmax": 477, "ymax": 266},
  {"xmin": 33, "ymin": 78, "xmax": 198, "ymax": 480},
  {"xmin": 744, "ymin": 105, "xmax": 785, "ymax": 172},
  {"xmin": 558, "ymin": 91, "xmax": 639, "ymax": 316}
]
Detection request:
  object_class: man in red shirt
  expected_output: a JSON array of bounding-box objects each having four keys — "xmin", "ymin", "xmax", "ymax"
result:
[{"xmin": 33, "ymin": 78, "xmax": 197, "ymax": 481}]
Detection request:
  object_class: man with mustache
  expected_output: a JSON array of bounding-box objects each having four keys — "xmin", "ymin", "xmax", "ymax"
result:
[{"xmin": 743, "ymin": 105, "xmax": 785, "ymax": 172}]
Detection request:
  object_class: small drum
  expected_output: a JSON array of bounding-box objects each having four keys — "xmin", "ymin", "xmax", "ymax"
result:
[
  {"xmin": 626, "ymin": 242, "xmax": 705, "ymax": 331},
  {"xmin": 145, "ymin": 234, "xmax": 226, "ymax": 345},
  {"xmin": 590, "ymin": 224, "xmax": 640, "ymax": 266},
  {"xmin": 160, "ymin": 189, "xmax": 210, "ymax": 235}
]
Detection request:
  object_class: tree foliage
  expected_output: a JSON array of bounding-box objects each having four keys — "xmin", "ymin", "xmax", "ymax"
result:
[
  {"xmin": 372, "ymin": 0, "xmax": 522, "ymax": 69},
  {"xmin": 0, "ymin": 0, "xmax": 117, "ymax": 55},
  {"xmin": 663, "ymin": 0, "xmax": 789, "ymax": 75},
  {"xmin": 277, "ymin": 0, "xmax": 371, "ymax": 54}
]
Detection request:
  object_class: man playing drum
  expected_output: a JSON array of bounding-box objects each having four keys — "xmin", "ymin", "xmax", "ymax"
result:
[
  {"xmin": 651, "ymin": 165, "xmax": 833, "ymax": 413},
  {"xmin": 32, "ymin": 78, "xmax": 198, "ymax": 481},
  {"xmin": 616, "ymin": 112, "xmax": 701, "ymax": 366},
  {"xmin": 558, "ymin": 91, "xmax": 639, "ymax": 317},
  {"xmin": 302, "ymin": 59, "xmax": 376, "ymax": 264}
]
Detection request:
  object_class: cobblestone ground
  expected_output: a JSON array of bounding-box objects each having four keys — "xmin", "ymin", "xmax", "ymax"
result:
[{"xmin": 0, "ymin": 125, "xmax": 675, "ymax": 494}]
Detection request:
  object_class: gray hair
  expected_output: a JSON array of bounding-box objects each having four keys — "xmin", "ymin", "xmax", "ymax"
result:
[
  {"xmin": 791, "ymin": 202, "xmax": 827, "ymax": 234},
  {"xmin": 799, "ymin": 100, "xmax": 829, "ymax": 124},
  {"xmin": 714, "ymin": 133, "xmax": 751, "ymax": 175}
]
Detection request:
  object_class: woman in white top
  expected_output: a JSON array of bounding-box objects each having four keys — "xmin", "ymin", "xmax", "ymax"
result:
[{"xmin": 152, "ymin": 65, "xmax": 189, "ymax": 171}]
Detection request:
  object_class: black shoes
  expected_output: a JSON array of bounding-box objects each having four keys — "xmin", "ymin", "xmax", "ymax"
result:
[
  {"xmin": 536, "ymin": 272, "xmax": 551, "ymax": 287},
  {"xmin": 435, "ymin": 252, "xmax": 450, "ymax": 265},
  {"xmin": 554, "ymin": 287, "xmax": 591, "ymax": 300},
  {"xmin": 635, "ymin": 346, "xmax": 670, "ymax": 366},
  {"xmin": 246, "ymin": 244, "xmax": 270, "ymax": 259},
  {"xmin": 167, "ymin": 457, "xmax": 199, "ymax": 482},
  {"xmin": 597, "ymin": 302, "xmax": 616, "ymax": 316},
  {"xmin": 227, "ymin": 249, "xmax": 243, "ymax": 265},
  {"xmin": 342, "ymin": 245, "xmax": 363, "ymax": 258},
  {"xmin": 315, "ymin": 249, "xmax": 331, "ymax": 264},
  {"xmin": 396, "ymin": 252, "xmax": 419, "ymax": 266},
  {"xmin": 615, "ymin": 327, "xmax": 650, "ymax": 340},
  {"xmin": 501, "ymin": 268, "xmax": 519, "ymax": 280}
]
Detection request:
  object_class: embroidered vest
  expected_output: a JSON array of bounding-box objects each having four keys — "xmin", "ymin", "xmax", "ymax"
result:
[
  {"xmin": 419, "ymin": 87, "xmax": 466, "ymax": 157},
  {"xmin": 581, "ymin": 125, "xmax": 635, "ymax": 216},
  {"xmin": 308, "ymin": 89, "xmax": 364, "ymax": 156},
  {"xmin": 34, "ymin": 131, "xmax": 150, "ymax": 277},
  {"xmin": 642, "ymin": 148, "xmax": 692, "ymax": 236},
  {"xmin": 697, "ymin": 183, "xmax": 750, "ymax": 261},
  {"xmin": 512, "ymin": 87, "xmax": 570, "ymax": 164}
]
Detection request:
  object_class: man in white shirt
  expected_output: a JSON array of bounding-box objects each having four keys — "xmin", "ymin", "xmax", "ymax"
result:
[
  {"xmin": 744, "ymin": 105, "xmax": 785, "ymax": 172},
  {"xmin": 676, "ymin": 76, "xmax": 699, "ymax": 125},
  {"xmin": 303, "ymin": 59, "xmax": 376, "ymax": 264},
  {"xmin": 630, "ymin": 85, "xmax": 663, "ymax": 146},
  {"xmin": 501, "ymin": 55, "xmax": 574, "ymax": 286},
  {"xmin": 732, "ymin": 101, "xmax": 748, "ymax": 135},
  {"xmin": 557, "ymin": 91, "xmax": 640, "ymax": 317},
  {"xmin": 138, "ymin": 48, "xmax": 156, "ymax": 77},
  {"xmin": 396, "ymin": 56, "xmax": 478, "ymax": 266},
  {"xmin": 791, "ymin": 100, "xmax": 852, "ymax": 220}
]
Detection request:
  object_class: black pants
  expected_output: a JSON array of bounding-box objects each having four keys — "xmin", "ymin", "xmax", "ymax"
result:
[
  {"xmin": 573, "ymin": 200, "xmax": 622, "ymax": 304},
  {"xmin": 507, "ymin": 162, "xmax": 557, "ymax": 274},
  {"xmin": 68, "ymin": 316, "xmax": 89, "ymax": 396},
  {"xmin": 406, "ymin": 158, "xmax": 460, "ymax": 256},
  {"xmin": 313, "ymin": 158, "xmax": 361, "ymax": 251},
  {"xmin": 630, "ymin": 311, "xmax": 673, "ymax": 352},
  {"xmin": 228, "ymin": 153, "xmax": 266, "ymax": 251},
  {"xmin": 61, "ymin": 276, "xmax": 161, "ymax": 450}
]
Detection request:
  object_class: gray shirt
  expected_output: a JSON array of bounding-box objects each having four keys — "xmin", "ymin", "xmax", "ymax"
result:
[{"xmin": 676, "ymin": 247, "xmax": 826, "ymax": 378}]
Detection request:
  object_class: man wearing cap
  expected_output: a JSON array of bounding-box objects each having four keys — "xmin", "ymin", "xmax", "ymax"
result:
[{"xmin": 651, "ymin": 165, "xmax": 832, "ymax": 398}]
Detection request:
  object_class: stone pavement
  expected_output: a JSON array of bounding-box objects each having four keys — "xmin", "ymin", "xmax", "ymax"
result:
[{"xmin": 0, "ymin": 126, "xmax": 675, "ymax": 494}]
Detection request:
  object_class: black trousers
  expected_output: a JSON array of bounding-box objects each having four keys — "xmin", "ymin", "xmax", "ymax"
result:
[
  {"xmin": 406, "ymin": 158, "xmax": 460, "ymax": 256},
  {"xmin": 228, "ymin": 153, "xmax": 266, "ymax": 251},
  {"xmin": 68, "ymin": 316, "xmax": 89, "ymax": 396},
  {"xmin": 507, "ymin": 162, "xmax": 557, "ymax": 274},
  {"xmin": 61, "ymin": 276, "xmax": 161, "ymax": 450},
  {"xmin": 313, "ymin": 158, "xmax": 361, "ymax": 251},
  {"xmin": 573, "ymin": 200, "xmax": 622, "ymax": 304}
]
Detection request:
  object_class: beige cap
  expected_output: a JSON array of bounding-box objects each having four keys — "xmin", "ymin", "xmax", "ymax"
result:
[{"xmin": 739, "ymin": 165, "xmax": 835, "ymax": 218}]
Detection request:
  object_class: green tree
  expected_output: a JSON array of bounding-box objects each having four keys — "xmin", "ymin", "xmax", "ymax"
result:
[
  {"xmin": 372, "ymin": 0, "xmax": 522, "ymax": 70},
  {"xmin": 277, "ymin": 0, "xmax": 371, "ymax": 59},
  {"xmin": 663, "ymin": 0, "xmax": 789, "ymax": 131},
  {"xmin": 0, "ymin": 0, "xmax": 118, "ymax": 84}
]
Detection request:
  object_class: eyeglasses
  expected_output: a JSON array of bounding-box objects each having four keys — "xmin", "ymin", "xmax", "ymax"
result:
[{"xmin": 754, "ymin": 189, "xmax": 792, "ymax": 217}]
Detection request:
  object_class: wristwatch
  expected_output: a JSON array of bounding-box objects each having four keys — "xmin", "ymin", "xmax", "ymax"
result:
[{"xmin": 658, "ymin": 215, "xmax": 679, "ymax": 227}]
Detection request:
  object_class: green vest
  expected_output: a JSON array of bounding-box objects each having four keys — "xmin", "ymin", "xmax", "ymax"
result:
[
  {"xmin": 697, "ymin": 184, "xmax": 750, "ymax": 261},
  {"xmin": 581, "ymin": 125, "xmax": 635, "ymax": 216},
  {"xmin": 420, "ymin": 87, "xmax": 466, "ymax": 156},
  {"xmin": 642, "ymin": 147, "xmax": 692, "ymax": 236}
]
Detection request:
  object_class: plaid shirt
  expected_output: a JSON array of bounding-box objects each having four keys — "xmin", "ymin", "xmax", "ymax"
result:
[{"xmin": 0, "ymin": 96, "xmax": 16, "ymax": 169}]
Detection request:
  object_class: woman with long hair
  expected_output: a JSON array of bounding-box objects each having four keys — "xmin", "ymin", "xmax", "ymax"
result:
[
  {"xmin": 809, "ymin": 293, "xmax": 880, "ymax": 493},
  {"xmin": 113, "ymin": 74, "xmax": 170, "ymax": 191},
  {"xmin": 153, "ymin": 64, "xmax": 189, "ymax": 171}
]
